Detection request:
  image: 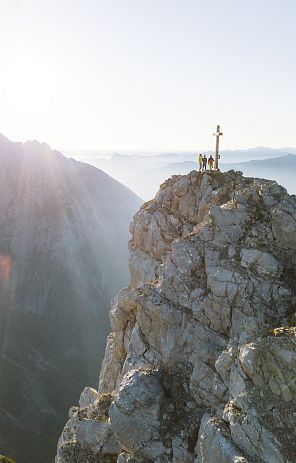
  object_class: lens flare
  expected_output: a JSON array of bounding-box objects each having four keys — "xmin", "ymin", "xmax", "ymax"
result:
[{"xmin": 0, "ymin": 254, "xmax": 12, "ymax": 281}]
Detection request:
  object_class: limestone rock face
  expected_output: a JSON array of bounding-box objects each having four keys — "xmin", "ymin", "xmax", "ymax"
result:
[
  {"xmin": 109, "ymin": 369, "xmax": 166, "ymax": 459},
  {"xmin": 56, "ymin": 170, "xmax": 296, "ymax": 463}
]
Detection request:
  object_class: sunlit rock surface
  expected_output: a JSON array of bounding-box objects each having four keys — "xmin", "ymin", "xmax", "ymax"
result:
[
  {"xmin": 0, "ymin": 134, "xmax": 141, "ymax": 463},
  {"xmin": 57, "ymin": 170, "xmax": 296, "ymax": 463}
]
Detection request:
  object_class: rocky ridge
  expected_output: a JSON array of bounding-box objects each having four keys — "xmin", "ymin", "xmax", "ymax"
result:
[{"xmin": 56, "ymin": 170, "xmax": 296, "ymax": 463}]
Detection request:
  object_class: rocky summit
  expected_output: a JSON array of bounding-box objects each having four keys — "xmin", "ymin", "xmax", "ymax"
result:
[{"xmin": 56, "ymin": 170, "xmax": 296, "ymax": 463}]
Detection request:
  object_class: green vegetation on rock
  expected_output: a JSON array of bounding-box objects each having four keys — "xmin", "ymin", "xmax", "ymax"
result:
[{"xmin": 0, "ymin": 455, "xmax": 16, "ymax": 463}]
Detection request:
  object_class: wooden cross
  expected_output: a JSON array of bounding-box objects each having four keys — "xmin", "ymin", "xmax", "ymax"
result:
[{"xmin": 213, "ymin": 125, "xmax": 223, "ymax": 170}]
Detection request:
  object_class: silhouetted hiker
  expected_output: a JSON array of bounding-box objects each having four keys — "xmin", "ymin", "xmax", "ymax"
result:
[
  {"xmin": 198, "ymin": 153, "xmax": 203, "ymax": 172},
  {"xmin": 208, "ymin": 155, "xmax": 214, "ymax": 171},
  {"xmin": 202, "ymin": 155, "xmax": 207, "ymax": 171}
]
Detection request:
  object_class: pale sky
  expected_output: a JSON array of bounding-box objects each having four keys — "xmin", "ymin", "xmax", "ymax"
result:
[{"xmin": 0, "ymin": 0, "xmax": 295, "ymax": 151}]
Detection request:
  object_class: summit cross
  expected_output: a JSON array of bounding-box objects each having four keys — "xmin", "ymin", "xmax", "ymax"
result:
[{"xmin": 213, "ymin": 125, "xmax": 223, "ymax": 171}]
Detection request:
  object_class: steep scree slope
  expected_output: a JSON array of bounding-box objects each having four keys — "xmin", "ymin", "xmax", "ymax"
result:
[
  {"xmin": 56, "ymin": 170, "xmax": 296, "ymax": 463},
  {"xmin": 0, "ymin": 135, "xmax": 141, "ymax": 463}
]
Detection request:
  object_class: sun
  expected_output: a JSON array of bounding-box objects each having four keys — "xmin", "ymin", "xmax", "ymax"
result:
[
  {"xmin": 0, "ymin": 48, "xmax": 62, "ymax": 141},
  {"xmin": 2, "ymin": 52, "xmax": 58, "ymax": 116}
]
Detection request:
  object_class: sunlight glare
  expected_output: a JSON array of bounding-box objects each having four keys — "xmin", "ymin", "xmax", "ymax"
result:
[
  {"xmin": 0, "ymin": 254, "xmax": 12, "ymax": 282},
  {"xmin": 3, "ymin": 52, "xmax": 58, "ymax": 116}
]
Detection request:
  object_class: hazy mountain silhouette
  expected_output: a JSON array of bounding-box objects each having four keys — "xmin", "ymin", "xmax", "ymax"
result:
[
  {"xmin": 0, "ymin": 135, "xmax": 141, "ymax": 463},
  {"xmin": 142, "ymin": 153, "xmax": 296, "ymax": 196},
  {"xmin": 221, "ymin": 153, "xmax": 296, "ymax": 194},
  {"xmin": 80, "ymin": 147, "xmax": 296, "ymax": 199}
]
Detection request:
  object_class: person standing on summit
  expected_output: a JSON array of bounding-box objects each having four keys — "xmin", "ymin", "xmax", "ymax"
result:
[
  {"xmin": 198, "ymin": 153, "xmax": 203, "ymax": 172},
  {"xmin": 208, "ymin": 155, "xmax": 214, "ymax": 171},
  {"xmin": 202, "ymin": 155, "xmax": 207, "ymax": 171}
]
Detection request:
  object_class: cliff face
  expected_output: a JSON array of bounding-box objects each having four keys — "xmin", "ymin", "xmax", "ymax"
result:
[
  {"xmin": 0, "ymin": 135, "xmax": 142, "ymax": 463},
  {"xmin": 56, "ymin": 170, "xmax": 296, "ymax": 463}
]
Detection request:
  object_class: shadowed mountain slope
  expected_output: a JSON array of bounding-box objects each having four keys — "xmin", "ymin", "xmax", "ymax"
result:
[{"xmin": 0, "ymin": 135, "xmax": 142, "ymax": 463}]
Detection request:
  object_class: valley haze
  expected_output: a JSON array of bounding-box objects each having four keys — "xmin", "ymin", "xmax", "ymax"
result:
[{"xmin": 65, "ymin": 147, "xmax": 296, "ymax": 200}]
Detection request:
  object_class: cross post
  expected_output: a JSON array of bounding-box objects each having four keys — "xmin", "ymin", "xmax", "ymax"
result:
[{"xmin": 213, "ymin": 125, "xmax": 223, "ymax": 170}]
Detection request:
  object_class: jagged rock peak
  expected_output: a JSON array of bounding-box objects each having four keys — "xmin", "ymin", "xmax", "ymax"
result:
[{"xmin": 56, "ymin": 170, "xmax": 296, "ymax": 463}]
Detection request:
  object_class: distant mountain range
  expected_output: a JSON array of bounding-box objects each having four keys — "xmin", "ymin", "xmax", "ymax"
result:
[
  {"xmin": 220, "ymin": 146, "xmax": 296, "ymax": 161},
  {"xmin": 0, "ymin": 135, "xmax": 141, "ymax": 463},
  {"xmin": 222, "ymin": 154, "xmax": 296, "ymax": 195},
  {"xmin": 69, "ymin": 147, "xmax": 296, "ymax": 199},
  {"xmin": 224, "ymin": 152, "xmax": 296, "ymax": 168},
  {"xmin": 145, "ymin": 154, "xmax": 296, "ymax": 194}
]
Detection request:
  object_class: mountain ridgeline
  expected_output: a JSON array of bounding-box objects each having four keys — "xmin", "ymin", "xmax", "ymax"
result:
[
  {"xmin": 0, "ymin": 135, "xmax": 141, "ymax": 463},
  {"xmin": 82, "ymin": 147, "xmax": 296, "ymax": 200}
]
